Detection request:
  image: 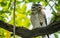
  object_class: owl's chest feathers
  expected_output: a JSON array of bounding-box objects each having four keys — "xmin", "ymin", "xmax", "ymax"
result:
[
  {"xmin": 38, "ymin": 12, "xmax": 45, "ymax": 20},
  {"xmin": 33, "ymin": 11, "xmax": 45, "ymax": 24},
  {"xmin": 31, "ymin": 10, "xmax": 46, "ymax": 28},
  {"xmin": 31, "ymin": 13, "xmax": 39, "ymax": 20},
  {"xmin": 31, "ymin": 10, "xmax": 44, "ymax": 20},
  {"xmin": 31, "ymin": 12, "xmax": 44, "ymax": 22}
]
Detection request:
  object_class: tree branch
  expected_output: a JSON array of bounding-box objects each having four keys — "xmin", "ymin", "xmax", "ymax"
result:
[
  {"xmin": 0, "ymin": 20, "xmax": 60, "ymax": 38},
  {"xmin": 31, "ymin": 22, "xmax": 60, "ymax": 37}
]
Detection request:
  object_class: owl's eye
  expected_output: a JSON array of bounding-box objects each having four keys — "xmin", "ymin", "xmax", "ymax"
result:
[{"xmin": 38, "ymin": 6, "xmax": 41, "ymax": 8}]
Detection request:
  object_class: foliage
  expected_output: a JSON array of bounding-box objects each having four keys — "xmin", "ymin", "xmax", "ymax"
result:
[{"xmin": 0, "ymin": 0, "xmax": 60, "ymax": 38}]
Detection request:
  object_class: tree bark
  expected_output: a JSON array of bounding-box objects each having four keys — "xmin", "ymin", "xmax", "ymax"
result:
[{"xmin": 0, "ymin": 20, "xmax": 60, "ymax": 38}]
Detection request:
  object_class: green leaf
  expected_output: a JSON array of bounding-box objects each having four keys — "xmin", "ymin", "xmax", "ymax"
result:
[
  {"xmin": 25, "ymin": 0, "xmax": 29, "ymax": 3},
  {"xmin": 55, "ymin": 5, "xmax": 60, "ymax": 12},
  {"xmin": 36, "ymin": 36, "xmax": 40, "ymax": 38},
  {"xmin": 54, "ymin": 34, "xmax": 58, "ymax": 38},
  {"xmin": 37, "ymin": 0, "xmax": 42, "ymax": 2},
  {"xmin": 51, "ymin": 12, "xmax": 60, "ymax": 22},
  {"xmin": 50, "ymin": 15, "xmax": 55, "ymax": 23},
  {"xmin": 26, "ymin": 10, "xmax": 31, "ymax": 15},
  {"xmin": 21, "ymin": 3, "xmax": 26, "ymax": 14},
  {"xmin": 58, "ymin": 0, "xmax": 60, "ymax": 5},
  {"xmin": 57, "ymin": 31, "xmax": 60, "ymax": 34},
  {"xmin": 28, "ymin": 0, "xmax": 32, "ymax": 2},
  {"xmin": 32, "ymin": 0, "xmax": 37, "ymax": 3},
  {"xmin": 0, "ymin": 2, "xmax": 7, "ymax": 6},
  {"xmin": 52, "ymin": 11, "xmax": 56, "ymax": 16},
  {"xmin": 0, "ymin": 28, "xmax": 4, "ymax": 38},
  {"xmin": 27, "ymin": 0, "xmax": 42, "ymax": 3},
  {"xmin": 42, "ymin": 1, "xmax": 48, "ymax": 6},
  {"xmin": 56, "ymin": 17, "xmax": 60, "ymax": 21},
  {"xmin": 55, "ymin": 0, "xmax": 60, "ymax": 12}
]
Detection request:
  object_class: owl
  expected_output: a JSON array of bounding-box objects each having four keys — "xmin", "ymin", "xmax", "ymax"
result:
[{"xmin": 30, "ymin": 4, "xmax": 49, "ymax": 38}]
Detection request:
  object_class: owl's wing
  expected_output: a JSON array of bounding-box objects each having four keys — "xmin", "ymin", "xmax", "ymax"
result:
[
  {"xmin": 38, "ymin": 10, "xmax": 47, "ymax": 26},
  {"xmin": 44, "ymin": 15, "xmax": 47, "ymax": 25}
]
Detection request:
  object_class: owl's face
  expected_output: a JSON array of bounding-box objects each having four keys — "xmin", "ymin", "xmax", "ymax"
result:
[{"xmin": 31, "ymin": 4, "xmax": 42, "ymax": 14}]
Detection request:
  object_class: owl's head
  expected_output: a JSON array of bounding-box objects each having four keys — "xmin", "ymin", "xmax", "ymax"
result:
[{"xmin": 31, "ymin": 4, "xmax": 42, "ymax": 11}]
